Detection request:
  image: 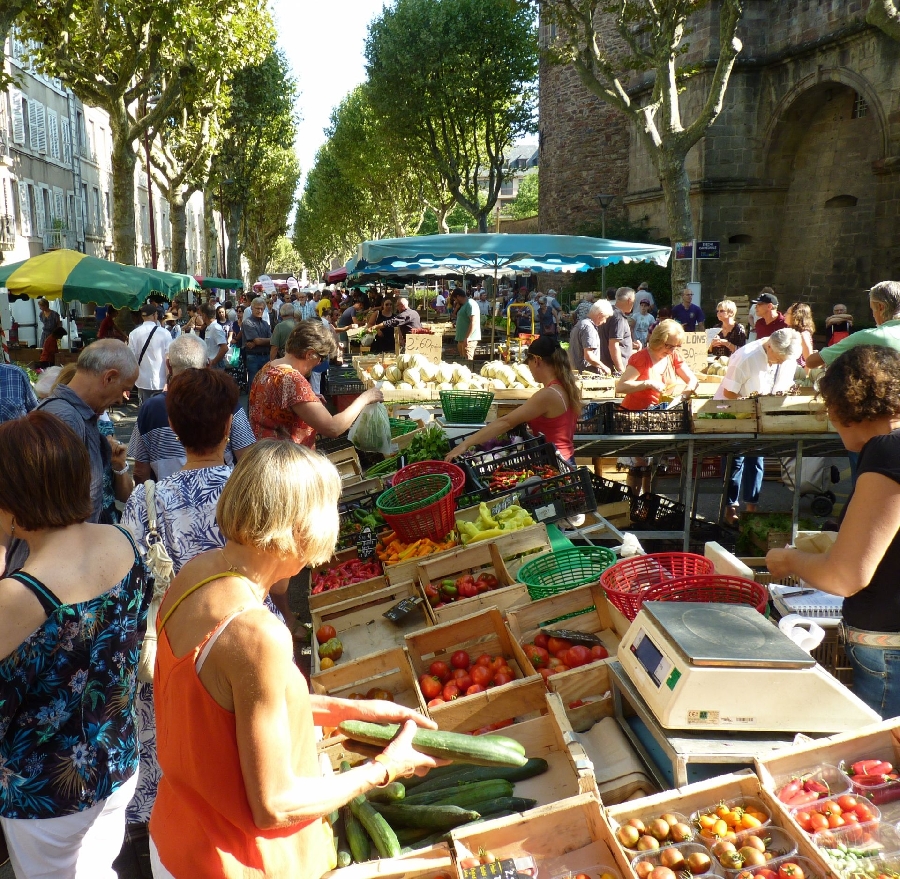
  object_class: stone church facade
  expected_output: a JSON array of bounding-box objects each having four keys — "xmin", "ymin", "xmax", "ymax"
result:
[{"xmin": 539, "ymin": 1, "xmax": 900, "ymax": 316}]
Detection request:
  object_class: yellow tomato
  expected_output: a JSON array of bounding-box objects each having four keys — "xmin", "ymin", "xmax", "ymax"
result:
[{"xmin": 320, "ymin": 657, "xmax": 335, "ymax": 669}]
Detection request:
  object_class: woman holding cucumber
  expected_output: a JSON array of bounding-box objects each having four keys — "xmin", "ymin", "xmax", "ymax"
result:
[{"xmin": 148, "ymin": 441, "xmax": 443, "ymax": 879}]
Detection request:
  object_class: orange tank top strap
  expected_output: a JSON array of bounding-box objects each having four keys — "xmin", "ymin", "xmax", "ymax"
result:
[{"xmin": 157, "ymin": 572, "xmax": 258, "ymax": 633}]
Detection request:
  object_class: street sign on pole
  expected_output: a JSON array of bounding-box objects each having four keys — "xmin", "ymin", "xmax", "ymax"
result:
[{"xmin": 675, "ymin": 241, "xmax": 720, "ymax": 260}]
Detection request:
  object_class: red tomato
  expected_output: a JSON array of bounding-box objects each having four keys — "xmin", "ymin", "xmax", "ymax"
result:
[
  {"xmin": 466, "ymin": 683, "xmax": 486, "ymax": 696},
  {"xmin": 470, "ymin": 665, "xmax": 491, "ymax": 686},
  {"xmin": 855, "ymin": 803, "xmax": 877, "ymax": 823},
  {"xmin": 820, "ymin": 800, "xmax": 842, "ymax": 817},
  {"xmin": 827, "ymin": 814, "xmax": 845, "ymax": 829},
  {"xmin": 451, "ymin": 650, "xmax": 471, "ymax": 670},
  {"xmin": 793, "ymin": 811, "xmax": 812, "ymax": 832},
  {"xmin": 452, "ymin": 668, "xmax": 469, "ymax": 680},
  {"xmin": 778, "ymin": 864, "xmax": 804, "ymax": 879},
  {"xmin": 591, "ymin": 645, "xmax": 609, "ymax": 660},
  {"xmin": 757, "ymin": 871, "xmax": 778, "ymax": 879},
  {"xmin": 809, "ymin": 812, "xmax": 829, "ymax": 832},
  {"xmin": 551, "ymin": 664, "xmax": 570, "ymax": 675},
  {"xmin": 534, "ymin": 633, "xmax": 549, "ymax": 649},
  {"xmin": 547, "ymin": 637, "xmax": 573, "ymax": 655},
  {"xmin": 525, "ymin": 645, "xmax": 550, "ymax": 668},
  {"xmin": 490, "ymin": 656, "xmax": 507, "ymax": 672},
  {"xmin": 429, "ymin": 660, "xmax": 451, "ymax": 682},
  {"xmin": 457, "ymin": 581, "xmax": 478, "ymax": 599},
  {"xmin": 837, "ymin": 795, "xmax": 858, "ymax": 811},
  {"xmin": 427, "ymin": 697, "xmax": 446, "ymax": 708},
  {"xmin": 315, "ymin": 625, "xmax": 337, "ymax": 644},
  {"xmin": 454, "ymin": 673, "xmax": 473, "ymax": 691},
  {"xmin": 843, "ymin": 813, "xmax": 859, "ymax": 825},
  {"xmin": 565, "ymin": 645, "xmax": 592, "ymax": 668},
  {"xmin": 442, "ymin": 682, "xmax": 461, "ymax": 701},
  {"xmin": 454, "ymin": 574, "xmax": 475, "ymax": 589},
  {"xmin": 493, "ymin": 671, "xmax": 514, "ymax": 686},
  {"xmin": 548, "ymin": 657, "xmax": 563, "ymax": 668},
  {"xmin": 475, "ymin": 572, "xmax": 499, "ymax": 590},
  {"xmin": 568, "ymin": 699, "xmax": 586, "ymax": 709},
  {"xmin": 538, "ymin": 667, "xmax": 555, "ymax": 683},
  {"xmin": 476, "ymin": 653, "xmax": 493, "ymax": 667},
  {"xmin": 419, "ymin": 675, "xmax": 442, "ymax": 700}
]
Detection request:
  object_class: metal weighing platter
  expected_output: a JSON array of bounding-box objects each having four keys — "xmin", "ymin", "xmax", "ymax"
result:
[{"xmin": 642, "ymin": 602, "xmax": 815, "ymax": 669}]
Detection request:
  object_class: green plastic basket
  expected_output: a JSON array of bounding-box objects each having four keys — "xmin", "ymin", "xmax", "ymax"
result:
[
  {"xmin": 376, "ymin": 474, "xmax": 455, "ymax": 543},
  {"xmin": 376, "ymin": 473, "xmax": 451, "ymax": 514},
  {"xmin": 439, "ymin": 390, "xmax": 494, "ymax": 424},
  {"xmin": 365, "ymin": 454, "xmax": 402, "ymax": 478},
  {"xmin": 389, "ymin": 418, "xmax": 419, "ymax": 438},
  {"xmin": 516, "ymin": 546, "xmax": 618, "ymax": 600}
]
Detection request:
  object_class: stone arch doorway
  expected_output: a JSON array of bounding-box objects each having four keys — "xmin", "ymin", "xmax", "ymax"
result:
[{"xmin": 764, "ymin": 78, "xmax": 883, "ymax": 312}]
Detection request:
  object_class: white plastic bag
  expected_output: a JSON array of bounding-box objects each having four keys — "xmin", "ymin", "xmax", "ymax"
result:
[{"xmin": 349, "ymin": 402, "xmax": 393, "ymax": 455}]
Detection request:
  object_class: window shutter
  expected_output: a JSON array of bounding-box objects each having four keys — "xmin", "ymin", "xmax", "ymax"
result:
[
  {"xmin": 10, "ymin": 90, "xmax": 25, "ymax": 145},
  {"xmin": 61, "ymin": 117, "xmax": 71, "ymax": 164},
  {"xmin": 35, "ymin": 104, "xmax": 47, "ymax": 154},
  {"xmin": 18, "ymin": 181, "xmax": 32, "ymax": 237},
  {"xmin": 74, "ymin": 194, "xmax": 84, "ymax": 240},
  {"xmin": 47, "ymin": 109, "xmax": 59, "ymax": 159},
  {"xmin": 34, "ymin": 185, "xmax": 46, "ymax": 234},
  {"xmin": 28, "ymin": 101, "xmax": 40, "ymax": 151},
  {"xmin": 53, "ymin": 187, "xmax": 65, "ymax": 224}
]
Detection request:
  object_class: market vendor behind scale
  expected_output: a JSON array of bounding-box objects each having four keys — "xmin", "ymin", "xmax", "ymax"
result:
[{"xmin": 767, "ymin": 345, "xmax": 900, "ymax": 718}]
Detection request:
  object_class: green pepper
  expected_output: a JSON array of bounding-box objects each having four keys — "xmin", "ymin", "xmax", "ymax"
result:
[{"xmin": 440, "ymin": 581, "xmax": 458, "ymax": 598}]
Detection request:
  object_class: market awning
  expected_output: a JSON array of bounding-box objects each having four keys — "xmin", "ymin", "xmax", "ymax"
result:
[
  {"xmin": 326, "ymin": 267, "xmax": 348, "ymax": 284},
  {"xmin": 195, "ymin": 276, "xmax": 244, "ymax": 290}
]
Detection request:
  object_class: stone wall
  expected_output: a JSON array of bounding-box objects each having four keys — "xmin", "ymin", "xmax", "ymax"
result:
[{"xmin": 539, "ymin": 0, "xmax": 900, "ymax": 318}]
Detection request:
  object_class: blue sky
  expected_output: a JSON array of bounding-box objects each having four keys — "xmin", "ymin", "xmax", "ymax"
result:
[{"xmin": 270, "ymin": 0, "xmax": 387, "ymax": 186}]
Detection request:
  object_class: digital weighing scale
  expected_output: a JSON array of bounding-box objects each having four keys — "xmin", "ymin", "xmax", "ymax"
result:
[{"xmin": 617, "ymin": 602, "xmax": 879, "ymax": 734}]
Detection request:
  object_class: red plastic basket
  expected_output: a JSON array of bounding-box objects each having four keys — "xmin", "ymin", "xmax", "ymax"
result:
[
  {"xmin": 392, "ymin": 460, "xmax": 467, "ymax": 499},
  {"xmin": 599, "ymin": 552, "xmax": 715, "ymax": 620},
  {"xmin": 376, "ymin": 474, "xmax": 456, "ymax": 543},
  {"xmin": 637, "ymin": 575, "xmax": 769, "ymax": 616}
]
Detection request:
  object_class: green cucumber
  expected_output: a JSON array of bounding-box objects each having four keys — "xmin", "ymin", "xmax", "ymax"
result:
[
  {"xmin": 402, "ymin": 763, "xmax": 471, "ymax": 790},
  {"xmin": 404, "ymin": 758, "xmax": 549, "ymax": 795},
  {"xmin": 400, "ymin": 831, "xmax": 449, "ymax": 853},
  {"xmin": 340, "ymin": 761, "xmax": 371, "ymax": 864},
  {"xmin": 468, "ymin": 796, "xmax": 538, "ymax": 814},
  {"xmin": 371, "ymin": 803, "xmax": 480, "ymax": 831},
  {"xmin": 395, "ymin": 826, "xmax": 434, "ymax": 846},
  {"xmin": 338, "ymin": 721, "xmax": 527, "ymax": 768},
  {"xmin": 365, "ymin": 781, "xmax": 405, "ymax": 803},
  {"xmin": 404, "ymin": 779, "xmax": 514, "ymax": 809},
  {"xmin": 349, "ymin": 795, "xmax": 400, "ymax": 859},
  {"xmin": 337, "ymin": 851, "xmax": 352, "ymax": 869}
]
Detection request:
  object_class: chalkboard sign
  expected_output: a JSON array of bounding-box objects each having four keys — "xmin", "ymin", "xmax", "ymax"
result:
[
  {"xmin": 404, "ymin": 332, "xmax": 442, "ymax": 363},
  {"xmin": 490, "ymin": 492, "xmax": 521, "ymax": 518},
  {"xmin": 356, "ymin": 526, "xmax": 378, "ymax": 560},
  {"xmin": 462, "ymin": 859, "xmax": 518, "ymax": 879},
  {"xmin": 539, "ymin": 627, "xmax": 605, "ymax": 647},
  {"xmin": 680, "ymin": 331, "xmax": 709, "ymax": 375},
  {"xmin": 383, "ymin": 596, "xmax": 423, "ymax": 624}
]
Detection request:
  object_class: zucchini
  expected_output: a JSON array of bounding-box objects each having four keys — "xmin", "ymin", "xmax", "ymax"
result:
[
  {"xmin": 338, "ymin": 721, "xmax": 527, "ymax": 768},
  {"xmin": 371, "ymin": 803, "xmax": 480, "ymax": 831},
  {"xmin": 404, "ymin": 758, "xmax": 549, "ymax": 795},
  {"xmin": 336, "ymin": 851, "xmax": 352, "ymax": 869},
  {"xmin": 404, "ymin": 779, "xmax": 514, "ymax": 809},
  {"xmin": 468, "ymin": 796, "xmax": 538, "ymax": 814},
  {"xmin": 365, "ymin": 781, "xmax": 405, "ymax": 803},
  {"xmin": 401, "ymin": 764, "xmax": 468, "ymax": 790},
  {"xmin": 395, "ymin": 826, "xmax": 434, "ymax": 846},
  {"xmin": 400, "ymin": 831, "xmax": 448, "ymax": 854},
  {"xmin": 350, "ymin": 795, "xmax": 401, "ymax": 859},
  {"xmin": 340, "ymin": 761, "xmax": 371, "ymax": 864}
]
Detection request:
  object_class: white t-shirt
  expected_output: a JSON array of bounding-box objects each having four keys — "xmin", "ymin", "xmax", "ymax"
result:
[
  {"xmin": 129, "ymin": 321, "xmax": 172, "ymax": 391},
  {"xmin": 435, "ymin": 294, "xmax": 446, "ymax": 307},
  {"xmin": 205, "ymin": 321, "xmax": 228, "ymax": 366},
  {"xmin": 714, "ymin": 339, "xmax": 795, "ymax": 399}
]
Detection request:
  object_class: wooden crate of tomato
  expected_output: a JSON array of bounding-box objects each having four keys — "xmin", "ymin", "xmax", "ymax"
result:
[{"xmin": 405, "ymin": 607, "xmax": 539, "ymax": 730}]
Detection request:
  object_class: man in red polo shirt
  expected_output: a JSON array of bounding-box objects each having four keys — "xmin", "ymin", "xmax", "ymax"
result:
[{"xmin": 753, "ymin": 289, "xmax": 787, "ymax": 339}]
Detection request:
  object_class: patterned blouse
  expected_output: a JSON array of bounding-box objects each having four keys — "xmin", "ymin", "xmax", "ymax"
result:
[
  {"xmin": 0, "ymin": 527, "xmax": 148, "ymax": 819},
  {"xmin": 248, "ymin": 362, "xmax": 318, "ymax": 447}
]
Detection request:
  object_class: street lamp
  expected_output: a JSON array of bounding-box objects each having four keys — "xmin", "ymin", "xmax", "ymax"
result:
[{"xmin": 597, "ymin": 193, "xmax": 615, "ymax": 294}]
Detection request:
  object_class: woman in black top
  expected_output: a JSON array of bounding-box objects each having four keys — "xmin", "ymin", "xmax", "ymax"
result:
[
  {"xmin": 767, "ymin": 345, "xmax": 900, "ymax": 717},
  {"xmin": 709, "ymin": 299, "xmax": 746, "ymax": 357}
]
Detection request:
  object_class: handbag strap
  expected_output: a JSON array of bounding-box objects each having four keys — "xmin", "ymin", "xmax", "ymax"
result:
[{"xmin": 137, "ymin": 324, "xmax": 159, "ymax": 365}]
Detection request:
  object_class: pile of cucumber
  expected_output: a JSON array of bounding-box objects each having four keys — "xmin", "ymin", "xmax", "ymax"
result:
[{"xmin": 330, "ymin": 721, "xmax": 550, "ymax": 867}]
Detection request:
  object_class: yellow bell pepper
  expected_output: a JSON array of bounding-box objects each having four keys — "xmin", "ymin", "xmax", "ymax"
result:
[{"xmin": 468, "ymin": 527, "xmax": 505, "ymax": 543}]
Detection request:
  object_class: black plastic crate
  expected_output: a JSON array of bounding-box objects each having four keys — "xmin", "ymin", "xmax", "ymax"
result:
[
  {"xmin": 517, "ymin": 467, "xmax": 598, "ymax": 524},
  {"xmin": 462, "ymin": 438, "xmax": 560, "ymax": 492},
  {"xmin": 324, "ymin": 366, "xmax": 366, "ymax": 395},
  {"xmin": 590, "ymin": 474, "xmax": 632, "ymax": 506},
  {"xmin": 609, "ymin": 401, "xmax": 690, "ymax": 435},
  {"xmin": 575, "ymin": 400, "xmax": 612, "ymax": 435},
  {"xmin": 629, "ymin": 492, "xmax": 686, "ymax": 530},
  {"xmin": 316, "ymin": 433, "xmax": 353, "ymax": 454},
  {"xmin": 337, "ymin": 490, "xmax": 390, "ymax": 551}
]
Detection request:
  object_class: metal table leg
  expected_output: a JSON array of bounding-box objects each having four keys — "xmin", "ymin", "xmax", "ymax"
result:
[
  {"xmin": 682, "ymin": 439, "xmax": 695, "ymax": 551},
  {"xmin": 792, "ymin": 439, "xmax": 804, "ymax": 544}
]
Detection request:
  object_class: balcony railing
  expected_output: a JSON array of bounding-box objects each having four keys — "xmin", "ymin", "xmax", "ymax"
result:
[
  {"xmin": 43, "ymin": 227, "xmax": 77, "ymax": 251},
  {"xmin": 0, "ymin": 215, "xmax": 15, "ymax": 250},
  {"xmin": 85, "ymin": 222, "xmax": 105, "ymax": 240}
]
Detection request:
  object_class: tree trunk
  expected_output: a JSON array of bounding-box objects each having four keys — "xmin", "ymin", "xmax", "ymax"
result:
[
  {"xmin": 169, "ymin": 192, "xmax": 188, "ymax": 275},
  {"xmin": 436, "ymin": 206, "xmax": 449, "ymax": 234},
  {"xmin": 109, "ymin": 113, "xmax": 138, "ymax": 266},
  {"xmin": 476, "ymin": 211, "xmax": 489, "ymax": 233},
  {"xmin": 226, "ymin": 202, "xmax": 242, "ymax": 279},
  {"xmin": 657, "ymin": 150, "xmax": 694, "ymax": 298},
  {"xmin": 202, "ymin": 189, "xmax": 217, "ymax": 275}
]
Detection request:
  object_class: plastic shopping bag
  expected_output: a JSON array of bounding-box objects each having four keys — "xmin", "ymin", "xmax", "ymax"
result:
[{"xmin": 348, "ymin": 402, "xmax": 393, "ymax": 456}]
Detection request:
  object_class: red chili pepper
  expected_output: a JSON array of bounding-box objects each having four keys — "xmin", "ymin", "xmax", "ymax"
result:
[
  {"xmin": 784, "ymin": 791, "xmax": 820, "ymax": 806},
  {"xmin": 852, "ymin": 759, "xmax": 886, "ymax": 776}
]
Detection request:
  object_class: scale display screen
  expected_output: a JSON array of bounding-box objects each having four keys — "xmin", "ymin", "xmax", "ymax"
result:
[{"xmin": 631, "ymin": 629, "xmax": 672, "ymax": 688}]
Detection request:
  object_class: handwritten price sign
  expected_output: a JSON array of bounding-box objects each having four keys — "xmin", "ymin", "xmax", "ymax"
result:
[{"xmin": 404, "ymin": 333, "xmax": 442, "ymax": 363}]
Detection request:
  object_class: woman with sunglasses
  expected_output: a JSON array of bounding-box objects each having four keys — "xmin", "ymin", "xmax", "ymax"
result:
[
  {"xmin": 709, "ymin": 299, "xmax": 747, "ymax": 358},
  {"xmin": 445, "ymin": 335, "xmax": 581, "ymax": 466},
  {"xmin": 249, "ymin": 320, "xmax": 382, "ymax": 449}
]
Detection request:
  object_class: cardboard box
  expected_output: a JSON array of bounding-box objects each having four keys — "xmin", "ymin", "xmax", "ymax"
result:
[
  {"xmin": 311, "ymin": 581, "xmax": 431, "ymax": 674},
  {"xmin": 405, "ymin": 607, "xmax": 539, "ymax": 728}
]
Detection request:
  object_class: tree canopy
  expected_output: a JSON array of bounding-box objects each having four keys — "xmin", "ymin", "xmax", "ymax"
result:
[
  {"xmin": 365, "ymin": 0, "xmax": 539, "ymax": 232},
  {"xmin": 507, "ymin": 171, "xmax": 539, "ymax": 220}
]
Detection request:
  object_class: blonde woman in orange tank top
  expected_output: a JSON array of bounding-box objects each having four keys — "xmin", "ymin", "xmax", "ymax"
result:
[{"xmin": 149, "ymin": 441, "xmax": 445, "ymax": 879}]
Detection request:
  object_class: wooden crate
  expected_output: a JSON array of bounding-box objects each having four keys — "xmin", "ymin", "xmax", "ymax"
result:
[
  {"xmin": 405, "ymin": 607, "xmax": 539, "ymax": 728},
  {"xmin": 322, "ymin": 843, "xmax": 453, "ymax": 879},
  {"xmin": 546, "ymin": 660, "xmax": 616, "ymax": 733},
  {"xmin": 310, "ymin": 581, "xmax": 431, "ymax": 674},
  {"xmin": 327, "ymin": 446, "xmax": 365, "ymax": 484},
  {"xmin": 414, "ymin": 525, "xmax": 551, "ymax": 626},
  {"xmin": 431, "ymin": 675, "xmax": 552, "ymax": 733},
  {"xmin": 691, "ymin": 397, "xmax": 758, "ymax": 433},
  {"xmin": 450, "ymin": 792, "xmax": 635, "ymax": 879},
  {"xmin": 756, "ymin": 395, "xmax": 832, "ymax": 434},
  {"xmin": 309, "ymin": 548, "xmax": 388, "ymax": 613},
  {"xmin": 606, "ymin": 771, "xmax": 828, "ymax": 878},
  {"xmin": 311, "ymin": 646, "xmax": 427, "ymax": 716},
  {"xmin": 383, "ymin": 540, "xmax": 463, "ymax": 588}
]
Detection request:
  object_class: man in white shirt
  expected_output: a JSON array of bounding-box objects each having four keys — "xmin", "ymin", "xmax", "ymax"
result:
[
  {"xmin": 200, "ymin": 303, "xmax": 228, "ymax": 368},
  {"xmin": 478, "ymin": 291, "xmax": 490, "ymax": 317},
  {"xmin": 128, "ymin": 302, "xmax": 172, "ymax": 403},
  {"xmin": 715, "ymin": 328, "xmax": 802, "ymax": 522}
]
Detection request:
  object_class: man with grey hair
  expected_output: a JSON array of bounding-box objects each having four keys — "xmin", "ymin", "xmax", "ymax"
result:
[
  {"xmin": 807, "ymin": 281, "xmax": 900, "ymax": 369},
  {"xmin": 127, "ymin": 334, "xmax": 256, "ymax": 482},
  {"xmin": 241, "ymin": 296, "xmax": 273, "ymax": 387},
  {"xmin": 269, "ymin": 303, "xmax": 299, "ymax": 360},
  {"xmin": 38, "ymin": 339, "xmax": 139, "ymax": 523},
  {"xmin": 569, "ymin": 299, "xmax": 614, "ymax": 374},
  {"xmin": 715, "ymin": 327, "xmax": 802, "ymax": 521},
  {"xmin": 571, "ymin": 292, "xmax": 597, "ymax": 323},
  {"xmin": 295, "ymin": 291, "xmax": 317, "ymax": 321},
  {"xmin": 598, "ymin": 286, "xmax": 637, "ymax": 373},
  {"xmin": 373, "ymin": 295, "xmax": 422, "ymax": 344}
]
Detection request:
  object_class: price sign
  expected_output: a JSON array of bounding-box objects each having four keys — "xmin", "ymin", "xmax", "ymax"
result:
[
  {"xmin": 383, "ymin": 596, "xmax": 423, "ymax": 624},
  {"xmin": 404, "ymin": 332, "xmax": 442, "ymax": 363},
  {"xmin": 356, "ymin": 526, "xmax": 378, "ymax": 560},
  {"xmin": 680, "ymin": 331, "xmax": 709, "ymax": 375}
]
